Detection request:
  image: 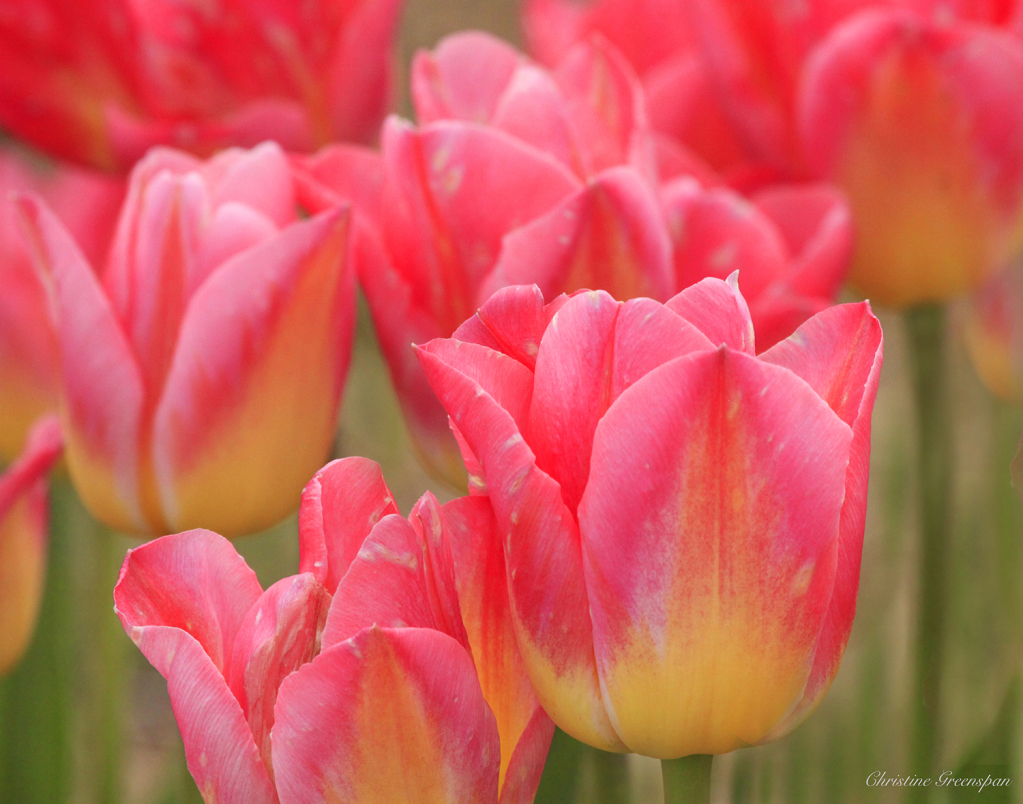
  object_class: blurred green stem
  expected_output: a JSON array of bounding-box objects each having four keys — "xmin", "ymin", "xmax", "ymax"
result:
[
  {"xmin": 0, "ymin": 479, "xmax": 76, "ymax": 803},
  {"xmin": 662, "ymin": 755, "xmax": 712, "ymax": 804},
  {"xmin": 906, "ymin": 305, "xmax": 952, "ymax": 801},
  {"xmin": 593, "ymin": 749, "xmax": 630, "ymax": 804}
]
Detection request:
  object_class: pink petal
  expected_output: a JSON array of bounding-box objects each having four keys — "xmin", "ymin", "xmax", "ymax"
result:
[
  {"xmin": 412, "ymin": 32, "xmax": 524, "ymax": 124},
  {"xmin": 759, "ymin": 301, "xmax": 884, "ymax": 733},
  {"xmin": 453, "ymin": 284, "xmax": 553, "ymax": 372},
  {"xmin": 15, "ymin": 194, "xmax": 148, "ymax": 532},
  {"xmin": 663, "ymin": 180, "xmax": 791, "ymax": 300},
  {"xmin": 152, "ymin": 208, "xmax": 355, "ymax": 536},
  {"xmin": 666, "ymin": 274, "xmax": 756, "ymax": 354},
  {"xmin": 0, "ymin": 415, "xmax": 62, "ymax": 675},
  {"xmin": 298, "ymin": 457, "xmax": 399, "ymax": 594},
  {"xmin": 578, "ymin": 347, "xmax": 851, "ymax": 756},
  {"xmin": 416, "ymin": 339, "xmax": 623, "ymax": 751},
  {"xmin": 481, "ymin": 167, "xmax": 674, "ymax": 304},
  {"xmin": 114, "ymin": 530, "xmax": 263, "ymax": 672},
  {"xmin": 272, "ymin": 627, "xmax": 500, "ymax": 804},
  {"xmin": 226, "ymin": 573, "xmax": 330, "ymax": 784},
  {"xmin": 442, "ymin": 496, "xmax": 554, "ymax": 802},
  {"xmin": 290, "ymin": 145, "xmax": 385, "ymax": 221},
  {"xmin": 203, "ymin": 142, "xmax": 295, "ymax": 228}
]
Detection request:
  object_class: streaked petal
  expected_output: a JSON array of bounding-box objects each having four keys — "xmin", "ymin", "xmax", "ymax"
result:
[
  {"xmin": 298, "ymin": 457, "xmax": 398, "ymax": 594},
  {"xmin": 481, "ymin": 167, "xmax": 674, "ymax": 303},
  {"xmin": 15, "ymin": 194, "xmax": 147, "ymax": 532},
  {"xmin": 579, "ymin": 348, "xmax": 851, "ymax": 757},
  {"xmin": 665, "ymin": 274, "xmax": 756, "ymax": 354},
  {"xmin": 272, "ymin": 627, "xmax": 500, "ymax": 804},
  {"xmin": 0, "ymin": 416, "xmax": 62, "ymax": 675},
  {"xmin": 152, "ymin": 208, "xmax": 354, "ymax": 536}
]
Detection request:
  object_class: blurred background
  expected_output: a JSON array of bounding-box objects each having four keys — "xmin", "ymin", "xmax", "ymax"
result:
[{"xmin": 1, "ymin": 1, "xmax": 1022, "ymax": 803}]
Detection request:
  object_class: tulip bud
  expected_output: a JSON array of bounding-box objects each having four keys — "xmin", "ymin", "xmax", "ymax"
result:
[
  {"xmin": 0, "ymin": 415, "xmax": 63, "ymax": 675},
  {"xmin": 18, "ymin": 142, "xmax": 356, "ymax": 537}
]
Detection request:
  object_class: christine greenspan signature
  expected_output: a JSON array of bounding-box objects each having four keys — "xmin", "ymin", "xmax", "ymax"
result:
[{"xmin": 866, "ymin": 771, "xmax": 1012, "ymax": 792}]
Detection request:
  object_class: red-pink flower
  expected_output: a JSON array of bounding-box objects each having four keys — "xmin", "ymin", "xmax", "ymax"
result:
[
  {"xmin": 298, "ymin": 32, "xmax": 853, "ymax": 480},
  {"xmin": 683, "ymin": 0, "xmax": 1023, "ymax": 305},
  {"xmin": 0, "ymin": 145, "xmax": 123, "ymax": 462},
  {"xmin": 0, "ymin": 415, "xmax": 62, "ymax": 675},
  {"xmin": 0, "ymin": 0, "xmax": 403, "ymax": 171},
  {"xmin": 17, "ymin": 142, "xmax": 355, "ymax": 537},
  {"xmin": 416, "ymin": 278, "xmax": 883, "ymax": 756},
  {"xmin": 114, "ymin": 457, "xmax": 551, "ymax": 804}
]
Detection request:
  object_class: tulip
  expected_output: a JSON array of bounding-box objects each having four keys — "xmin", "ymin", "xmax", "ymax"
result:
[
  {"xmin": 800, "ymin": 8, "xmax": 1023, "ymax": 306},
  {"xmin": 0, "ymin": 145, "xmax": 123, "ymax": 462},
  {"xmin": 114, "ymin": 457, "xmax": 551, "ymax": 803},
  {"xmin": 663, "ymin": 180, "xmax": 853, "ymax": 350},
  {"xmin": 0, "ymin": 415, "xmax": 63, "ymax": 675},
  {"xmin": 522, "ymin": 0, "xmax": 746, "ymax": 173},
  {"xmin": 17, "ymin": 142, "xmax": 355, "ymax": 537},
  {"xmin": 0, "ymin": 0, "xmax": 403, "ymax": 171},
  {"xmin": 417, "ymin": 278, "xmax": 883, "ymax": 756}
]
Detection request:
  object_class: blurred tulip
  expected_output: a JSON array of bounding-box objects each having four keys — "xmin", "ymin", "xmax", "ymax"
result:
[
  {"xmin": 0, "ymin": 415, "xmax": 62, "ymax": 676},
  {"xmin": 115, "ymin": 457, "xmax": 551, "ymax": 803},
  {"xmin": 18, "ymin": 142, "xmax": 355, "ymax": 537},
  {"xmin": 0, "ymin": 0, "xmax": 403, "ymax": 171},
  {"xmin": 417, "ymin": 278, "xmax": 883, "ymax": 757},
  {"xmin": 0, "ymin": 145, "xmax": 123, "ymax": 462},
  {"xmin": 521, "ymin": 0, "xmax": 746, "ymax": 174},
  {"xmin": 663, "ymin": 180, "xmax": 853, "ymax": 350},
  {"xmin": 963, "ymin": 260, "xmax": 1023, "ymax": 400},
  {"xmin": 801, "ymin": 8, "xmax": 1023, "ymax": 306}
]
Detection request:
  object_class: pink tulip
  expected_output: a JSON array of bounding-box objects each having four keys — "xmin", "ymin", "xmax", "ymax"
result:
[
  {"xmin": 682, "ymin": 0, "xmax": 1023, "ymax": 305},
  {"xmin": 0, "ymin": 0, "xmax": 403, "ymax": 171},
  {"xmin": 0, "ymin": 415, "xmax": 62, "ymax": 675},
  {"xmin": 416, "ymin": 278, "xmax": 883, "ymax": 756},
  {"xmin": 114, "ymin": 457, "xmax": 551, "ymax": 803},
  {"xmin": 522, "ymin": 0, "xmax": 747, "ymax": 173},
  {"xmin": 17, "ymin": 142, "xmax": 355, "ymax": 537},
  {"xmin": 0, "ymin": 145, "xmax": 124, "ymax": 462},
  {"xmin": 662, "ymin": 180, "xmax": 853, "ymax": 350}
]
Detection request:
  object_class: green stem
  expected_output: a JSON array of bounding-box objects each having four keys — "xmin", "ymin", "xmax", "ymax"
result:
[
  {"xmin": 0, "ymin": 479, "xmax": 76, "ymax": 803},
  {"xmin": 906, "ymin": 305, "xmax": 952, "ymax": 802},
  {"xmin": 662, "ymin": 755, "xmax": 712, "ymax": 804},
  {"xmin": 592, "ymin": 749, "xmax": 630, "ymax": 804}
]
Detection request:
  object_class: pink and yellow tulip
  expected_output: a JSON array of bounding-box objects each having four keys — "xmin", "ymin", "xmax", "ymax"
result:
[
  {"xmin": 0, "ymin": 145, "xmax": 123, "ymax": 462},
  {"xmin": 0, "ymin": 0, "xmax": 403, "ymax": 171},
  {"xmin": 417, "ymin": 278, "xmax": 883, "ymax": 756},
  {"xmin": 114, "ymin": 457, "xmax": 551, "ymax": 803},
  {"xmin": 18, "ymin": 142, "xmax": 356, "ymax": 537},
  {"xmin": 0, "ymin": 415, "xmax": 62, "ymax": 675}
]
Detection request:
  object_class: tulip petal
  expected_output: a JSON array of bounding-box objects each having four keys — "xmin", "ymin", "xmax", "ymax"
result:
[
  {"xmin": 225, "ymin": 573, "xmax": 330, "ymax": 783},
  {"xmin": 412, "ymin": 33, "xmax": 523, "ymax": 125},
  {"xmin": 272, "ymin": 627, "xmax": 500, "ymax": 804},
  {"xmin": 291, "ymin": 145, "xmax": 385, "ymax": 221},
  {"xmin": 442, "ymin": 495, "xmax": 554, "ymax": 801},
  {"xmin": 0, "ymin": 416, "xmax": 62, "ymax": 675},
  {"xmin": 322, "ymin": 507, "xmax": 465, "ymax": 650},
  {"xmin": 579, "ymin": 348, "xmax": 851, "ymax": 757},
  {"xmin": 528, "ymin": 290, "xmax": 620, "ymax": 514},
  {"xmin": 452, "ymin": 284, "xmax": 558, "ymax": 372},
  {"xmin": 298, "ymin": 457, "xmax": 399, "ymax": 594},
  {"xmin": 416, "ymin": 339, "xmax": 623, "ymax": 751},
  {"xmin": 16, "ymin": 195, "xmax": 148, "ymax": 532},
  {"xmin": 481, "ymin": 167, "xmax": 674, "ymax": 303},
  {"xmin": 114, "ymin": 530, "xmax": 276, "ymax": 803},
  {"xmin": 759, "ymin": 301, "xmax": 884, "ymax": 733},
  {"xmin": 666, "ymin": 274, "xmax": 756, "ymax": 354},
  {"xmin": 152, "ymin": 208, "xmax": 354, "ymax": 536}
]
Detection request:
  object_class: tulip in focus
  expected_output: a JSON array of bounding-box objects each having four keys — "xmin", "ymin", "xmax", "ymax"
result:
[
  {"xmin": 18, "ymin": 142, "xmax": 356, "ymax": 537},
  {"xmin": 114, "ymin": 457, "xmax": 552, "ymax": 803},
  {"xmin": 0, "ymin": 145, "xmax": 123, "ymax": 462},
  {"xmin": 0, "ymin": 415, "xmax": 63, "ymax": 676},
  {"xmin": 417, "ymin": 277, "xmax": 883, "ymax": 756},
  {"xmin": 0, "ymin": 0, "xmax": 403, "ymax": 171}
]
